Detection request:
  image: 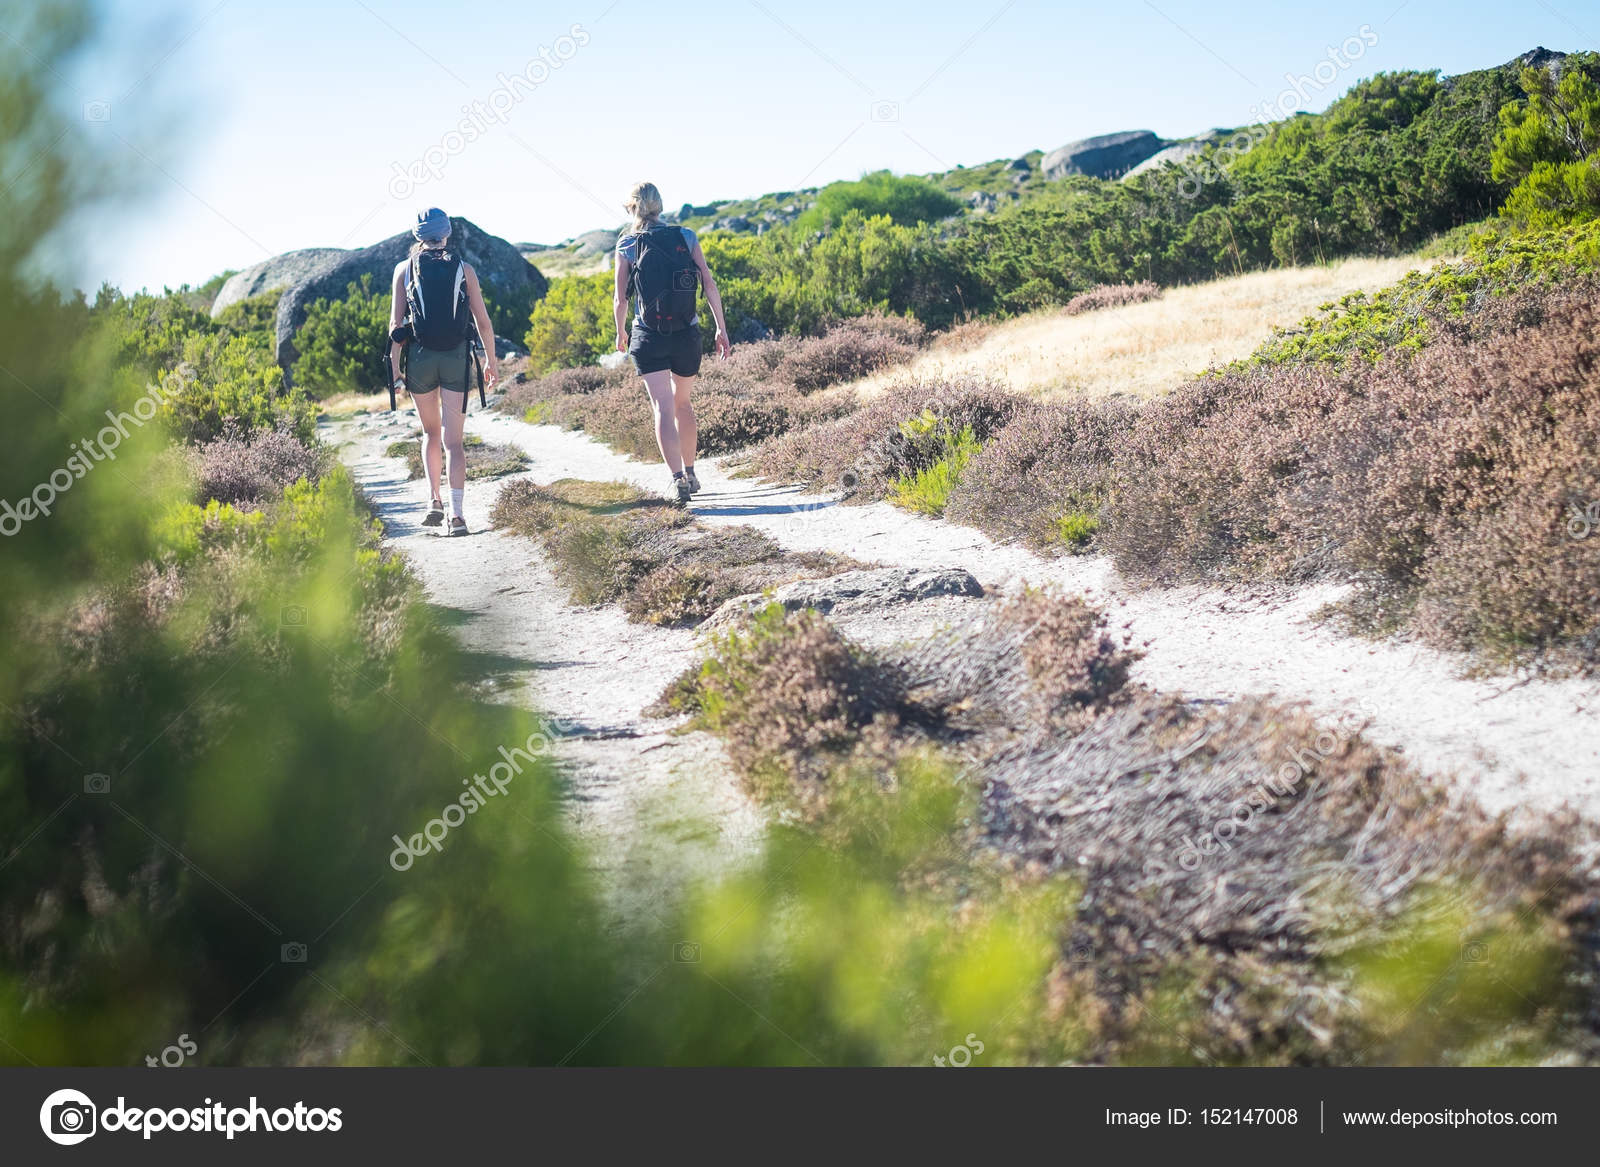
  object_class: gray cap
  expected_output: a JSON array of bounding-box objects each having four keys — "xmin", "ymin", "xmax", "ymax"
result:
[{"xmin": 413, "ymin": 207, "xmax": 451, "ymax": 243}]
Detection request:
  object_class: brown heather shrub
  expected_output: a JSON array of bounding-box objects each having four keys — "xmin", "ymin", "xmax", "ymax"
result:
[
  {"xmin": 624, "ymin": 565, "xmax": 744, "ymax": 627},
  {"xmin": 195, "ymin": 421, "xmax": 329, "ymax": 505},
  {"xmin": 928, "ymin": 317, "xmax": 993, "ymax": 354},
  {"xmin": 986, "ymin": 692, "xmax": 1594, "ymax": 1063},
  {"xmin": 667, "ymin": 605, "xmax": 902, "ymax": 788},
  {"xmin": 497, "ymin": 316, "xmax": 927, "ymax": 462},
  {"xmin": 491, "ymin": 479, "xmax": 853, "ymax": 626},
  {"xmin": 660, "ymin": 589, "xmax": 1599, "ymax": 1060},
  {"xmin": 641, "ymin": 550, "xmax": 1600, "ymax": 1062},
  {"xmin": 770, "ymin": 312, "xmax": 926, "ymax": 392},
  {"xmin": 690, "ymin": 378, "xmax": 800, "ymax": 454},
  {"xmin": 749, "ymin": 376, "xmax": 1025, "ymax": 497},
  {"xmin": 944, "ymin": 398, "xmax": 1135, "ymax": 550},
  {"xmin": 894, "ymin": 589, "xmax": 1138, "ymax": 735},
  {"xmin": 1099, "ymin": 362, "xmax": 1317, "ymax": 583},
  {"xmin": 1063, "ymin": 281, "xmax": 1162, "ymax": 316},
  {"xmin": 1092, "ymin": 286, "xmax": 1600, "ymax": 661}
]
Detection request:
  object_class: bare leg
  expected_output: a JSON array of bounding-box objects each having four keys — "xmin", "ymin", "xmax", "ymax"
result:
[
  {"xmin": 641, "ymin": 370, "xmax": 682, "ymax": 473},
  {"xmin": 670, "ymin": 373, "xmax": 697, "ymax": 467},
  {"xmin": 442, "ymin": 390, "xmax": 468, "ymax": 492},
  {"xmin": 411, "ymin": 389, "xmax": 444, "ymax": 502}
]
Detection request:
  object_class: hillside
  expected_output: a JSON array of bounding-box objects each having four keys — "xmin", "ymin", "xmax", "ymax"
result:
[
  {"xmin": 11, "ymin": 4, "xmax": 1600, "ymax": 1077},
  {"xmin": 519, "ymin": 48, "xmax": 1552, "ymax": 255}
]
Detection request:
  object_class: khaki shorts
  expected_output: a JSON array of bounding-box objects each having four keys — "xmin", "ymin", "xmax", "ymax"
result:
[{"xmin": 406, "ymin": 341, "xmax": 472, "ymax": 394}]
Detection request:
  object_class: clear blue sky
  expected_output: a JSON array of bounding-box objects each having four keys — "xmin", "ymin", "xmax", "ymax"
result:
[{"xmin": 61, "ymin": 0, "xmax": 1600, "ymax": 292}]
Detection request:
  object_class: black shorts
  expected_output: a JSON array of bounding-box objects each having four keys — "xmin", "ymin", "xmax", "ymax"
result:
[{"xmin": 630, "ymin": 324, "xmax": 701, "ymax": 377}]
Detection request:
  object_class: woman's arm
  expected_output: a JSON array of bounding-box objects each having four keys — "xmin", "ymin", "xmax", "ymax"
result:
[
  {"xmin": 462, "ymin": 264, "xmax": 498, "ymax": 388},
  {"xmin": 691, "ymin": 241, "xmax": 731, "ymax": 358},
  {"xmin": 613, "ymin": 253, "xmax": 631, "ymax": 352},
  {"xmin": 389, "ymin": 261, "xmax": 408, "ymax": 383}
]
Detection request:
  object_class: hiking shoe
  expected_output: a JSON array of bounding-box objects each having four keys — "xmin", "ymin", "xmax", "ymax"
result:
[
  {"xmin": 447, "ymin": 516, "xmax": 468, "ymax": 536},
  {"xmin": 673, "ymin": 476, "xmax": 693, "ymax": 506},
  {"xmin": 684, "ymin": 466, "xmax": 702, "ymax": 494},
  {"xmin": 423, "ymin": 499, "xmax": 445, "ymax": 526}
]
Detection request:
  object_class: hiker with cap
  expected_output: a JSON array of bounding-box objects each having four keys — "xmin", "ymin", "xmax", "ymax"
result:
[{"xmin": 388, "ymin": 207, "xmax": 499, "ymax": 536}]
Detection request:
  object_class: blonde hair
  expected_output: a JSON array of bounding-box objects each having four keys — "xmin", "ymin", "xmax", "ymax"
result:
[{"xmin": 624, "ymin": 181, "xmax": 663, "ymax": 234}]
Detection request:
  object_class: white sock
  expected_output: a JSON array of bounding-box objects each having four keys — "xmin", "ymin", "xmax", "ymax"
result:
[{"xmin": 450, "ymin": 488, "xmax": 465, "ymax": 519}]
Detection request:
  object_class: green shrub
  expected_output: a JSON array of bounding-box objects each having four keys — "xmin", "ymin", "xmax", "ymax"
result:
[
  {"xmin": 889, "ymin": 417, "xmax": 979, "ymax": 516},
  {"xmin": 523, "ymin": 272, "xmax": 613, "ymax": 372},
  {"xmin": 1492, "ymin": 51, "xmax": 1600, "ymax": 228},
  {"xmin": 213, "ymin": 288, "xmax": 281, "ymax": 338},
  {"xmin": 291, "ymin": 273, "xmax": 389, "ymax": 398},
  {"xmin": 796, "ymin": 170, "xmax": 962, "ymax": 233}
]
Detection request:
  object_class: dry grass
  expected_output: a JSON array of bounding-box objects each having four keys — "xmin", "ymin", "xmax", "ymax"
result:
[
  {"xmin": 490, "ymin": 478, "xmax": 860, "ymax": 626},
  {"xmin": 850, "ymin": 257, "xmax": 1446, "ymax": 402}
]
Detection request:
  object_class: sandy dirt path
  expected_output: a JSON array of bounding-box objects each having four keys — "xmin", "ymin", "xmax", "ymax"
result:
[
  {"xmin": 459, "ymin": 408, "xmax": 1600, "ymax": 829},
  {"xmin": 327, "ymin": 414, "xmax": 764, "ymax": 931}
]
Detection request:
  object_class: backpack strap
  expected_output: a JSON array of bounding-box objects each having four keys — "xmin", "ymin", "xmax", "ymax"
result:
[{"xmin": 405, "ymin": 252, "xmax": 422, "ymax": 322}]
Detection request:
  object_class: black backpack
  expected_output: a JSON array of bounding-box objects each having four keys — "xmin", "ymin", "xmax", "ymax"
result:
[
  {"xmin": 628, "ymin": 225, "xmax": 698, "ymax": 332},
  {"xmin": 405, "ymin": 248, "xmax": 474, "ymax": 350},
  {"xmin": 390, "ymin": 248, "xmax": 488, "ymax": 413}
]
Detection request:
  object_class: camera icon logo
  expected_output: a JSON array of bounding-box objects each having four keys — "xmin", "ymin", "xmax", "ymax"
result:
[
  {"xmin": 83, "ymin": 773, "xmax": 111, "ymax": 794},
  {"xmin": 82, "ymin": 101, "xmax": 111, "ymax": 122},
  {"xmin": 39, "ymin": 1088, "xmax": 97, "ymax": 1145},
  {"xmin": 280, "ymin": 605, "xmax": 307, "ymax": 628},
  {"xmin": 870, "ymin": 100, "xmax": 900, "ymax": 123},
  {"xmin": 673, "ymin": 941, "xmax": 700, "ymax": 963},
  {"xmin": 672, "ymin": 269, "xmax": 698, "ymax": 291},
  {"xmin": 1460, "ymin": 939, "xmax": 1489, "ymax": 964},
  {"xmin": 281, "ymin": 942, "xmax": 308, "ymax": 963}
]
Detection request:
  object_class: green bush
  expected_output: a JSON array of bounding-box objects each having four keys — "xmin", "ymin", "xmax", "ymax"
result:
[
  {"xmin": 90, "ymin": 286, "xmax": 314, "ymax": 443},
  {"xmin": 1492, "ymin": 51, "xmax": 1600, "ymax": 228},
  {"xmin": 796, "ymin": 170, "xmax": 962, "ymax": 233},
  {"xmin": 523, "ymin": 271, "xmax": 613, "ymax": 372},
  {"xmin": 705, "ymin": 211, "xmax": 972, "ymax": 335},
  {"xmin": 291, "ymin": 273, "xmax": 389, "ymax": 398},
  {"xmin": 888, "ymin": 414, "xmax": 980, "ymax": 516},
  {"xmin": 214, "ymin": 288, "xmax": 281, "ymax": 337}
]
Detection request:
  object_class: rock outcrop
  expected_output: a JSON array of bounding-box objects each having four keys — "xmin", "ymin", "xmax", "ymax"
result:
[
  {"xmin": 1041, "ymin": 130, "xmax": 1168, "ymax": 180},
  {"xmin": 1123, "ymin": 129, "xmax": 1228, "ymax": 180},
  {"xmin": 703, "ymin": 567, "xmax": 983, "ymax": 630},
  {"xmin": 568, "ymin": 228, "xmax": 620, "ymax": 257},
  {"xmin": 213, "ymin": 218, "xmax": 546, "ymax": 378},
  {"xmin": 211, "ymin": 249, "xmax": 347, "ymax": 314}
]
